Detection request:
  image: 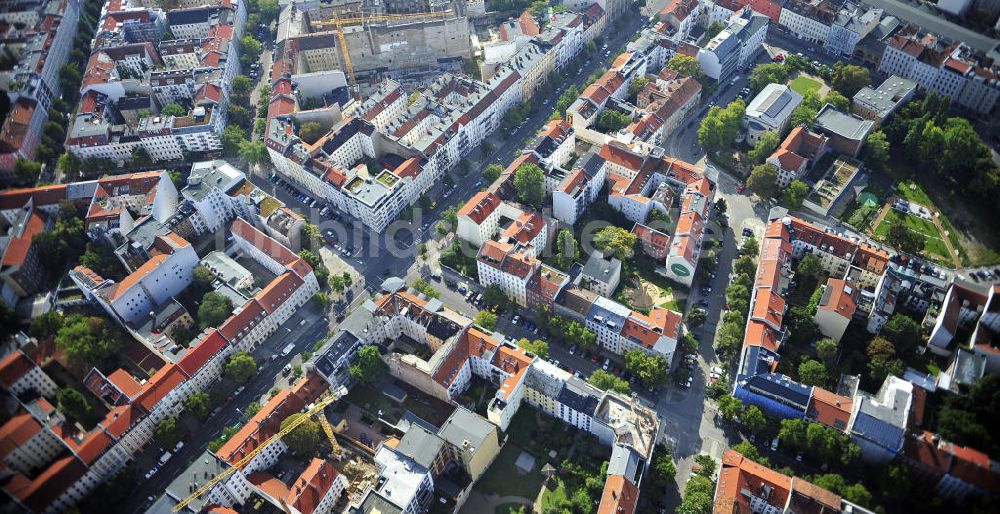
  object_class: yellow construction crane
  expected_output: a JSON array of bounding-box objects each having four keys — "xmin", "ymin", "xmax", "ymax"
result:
[
  {"xmin": 172, "ymin": 386, "xmax": 347, "ymax": 512},
  {"xmin": 309, "ymin": 10, "xmax": 454, "ymax": 92}
]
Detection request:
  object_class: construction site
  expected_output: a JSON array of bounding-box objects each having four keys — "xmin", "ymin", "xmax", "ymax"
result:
[{"xmin": 276, "ymin": 0, "xmax": 475, "ymax": 92}]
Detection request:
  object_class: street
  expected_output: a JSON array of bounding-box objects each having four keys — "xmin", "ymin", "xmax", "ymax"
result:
[{"xmin": 122, "ymin": 306, "xmax": 329, "ymax": 512}]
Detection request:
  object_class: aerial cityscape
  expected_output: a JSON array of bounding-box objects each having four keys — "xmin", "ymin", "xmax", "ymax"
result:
[{"xmin": 0, "ymin": 0, "xmax": 999, "ymax": 512}]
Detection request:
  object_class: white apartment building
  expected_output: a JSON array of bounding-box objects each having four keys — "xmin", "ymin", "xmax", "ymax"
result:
[
  {"xmin": 696, "ymin": 10, "xmax": 769, "ymax": 81},
  {"xmin": 878, "ymin": 34, "xmax": 1000, "ymax": 115},
  {"xmin": 777, "ymin": 0, "xmax": 836, "ymax": 44}
]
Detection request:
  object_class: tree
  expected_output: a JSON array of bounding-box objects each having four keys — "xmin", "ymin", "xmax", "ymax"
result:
[
  {"xmin": 474, "ymin": 310, "xmax": 497, "ymax": 331},
  {"xmin": 831, "ymin": 63, "xmax": 870, "ymax": 98},
  {"xmin": 240, "ymin": 35, "xmax": 262, "ymax": 63},
  {"xmin": 882, "ymin": 314, "xmax": 921, "ymax": 354},
  {"xmin": 483, "ymin": 163, "xmax": 503, "ymax": 183},
  {"xmin": 667, "ymin": 54, "xmax": 705, "ymax": 85},
  {"xmin": 862, "ymin": 130, "xmax": 890, "ymax": 171},
  {"xmin": 280, "ymin": 414, "xmax": 320, "ymax": 456},
  {"xmin": 160, "ymin": 103, "xmax": 187, "ymax": 117},
  {"xmin": 349, "ymin": 344, "xmax": 387, "ymax": 385},
  {"xmin": 155, "ymin": 417, "xmax": 183, "ymax": 448},
  {"xmin": 518, "ymin": 338, "xmax": 549, "ymax": 359},
  {"xmin": 732, "ymin": 440, "xmax": 766, "ymax": 465},
  {"xmin": 796, "ymin": 253, "xmax": 822, "ymax": 277},
  {"xmin": 649, "ymin": 444, "xmax": 677, "ymax": 487},
  {"xmin": 884, "ymin": 220, "xmax": 924, "ymax": 254},
  {"xmin": 781, "ymin": 179, "xmax": 810, "ymax": 210},
  {"xmin": 595, "ymin": 109, "xmax": 631, "ymax": 133},
  {"xmin": 57, "ymin": 152, "xmax": 81, "ymax": 178},
  {"xmin": 678, "ymin": 475, "xmax": 714, "ymax": 514},
  {"xmin": 624, "ymin": 350, "xmax": 668, "ymax": 387},
  {"xmin": 717, "ymin": 394, "xmax": 743, "ymax": 421},
  {"xmin": 221, "ymin": 125, "xmax": 247, "ymax": 157},
  {"xmin": 716, "ymin": 322, "xmax": 744, "ymax": 357},
  {"xmin": 80, "ymin": 241, "xmax": 124, "ymax": 280},
  {"xmin": 14, "ymin": 158, "xmax": 41, "ymax": 181},
  {"xmin": 412, "ymin": 278, "xmax": 440, "ymax": 299},
  {"xmin": 232, "ymin": 75, "xmax": 254, "ymax": 98},
  {"xmin": 224, "ymin": 352, "xmax": 257, "ymax": 382},
  {"xmin": 55, "ymin": 314, "xmax": 122, "ymax": 368},
  {"xmin": 748, "ymin": 163, "xmax": 780, "ymax": 199},
  {"xmin": 298, "ymin": 122, "xmax": 324, "ymax": 144},
  {"xmin": 593, "ymin": 226, "xmax": 637, "ymax": 260},
  {"xmin": 228, "ymin": 104, "xmax": 251, "ymax": 128},
  {"xmin": 748, "ymin": 131, "xmax": 780, "ymax": 164},
  {"xmin": 798, "ymin": 359, "xmax": 828, "ymax": 387},
  {"xmin": 57, "ymin": 388, "xmax": 91, "ymax": 422},
  {"xmin": 184, "ymin": 391, "xmax": 211, "ymax": 418},
  {"xmin": 686, "ymin": 309, "xmax": 707, "ymax": 328},
  {"xmin": 238, "ymin": 140, "xmax": 268, "ymax": 164},
  {"xmin": 694, "ymin": 454, "xmax": 717, "ymax": 477},
  {"xmin": 742, "ymin": 405, "xmax": 767, "ymax": 434},
  {"xmin": 823, "ymin": 90, "xmax": 850, "ymax": 112},
  {"xmin": 199, "ymin": 292, "xmax": 234, "ymax": 329},
  {"xmin": 589, "ymin": 369, "xmax": 630, "ymax": 394},
  {"xmin": 790, "ymin": 104, "xmax": 819, "ymax": 129},
  {"xmin": 513, "ymin": 162, "xmax": 545, "ymax": 208},
  {"xmin": 698, "ymin": 99, "xmax": 745, "ymax": 150},
  {"xmin": 779, "ymin": 419, "xmax": 809, "ymax": 450},
  {"xmin": 482, "ymin": 285, "xmax": 507, "ymax": 308},
  {"xmin": 715, "ymin": 198, "xmax": 728, "ymax": 215},
  {"xmin": 817, "ymin": 338, "xmax": 838, "ymax": 367},
  {"xmin": 748, "ymin": 63, "xmax": 790, "ymax": 94},
  {"xmin": 842, "ymin": 483, "xmax": 872, "ymax": 507},
  {"xmin": 627, "ymin": 77, "xmax": 650, "ymax": 103},
  {"xmin": 554, "ymin": 229, "xmax": 579, "ymax": 270}
]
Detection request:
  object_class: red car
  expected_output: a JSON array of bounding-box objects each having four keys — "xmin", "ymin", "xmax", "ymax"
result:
[
  {"xmin": 772, "ymin": 53, "xmax": 784, "ymax": 62},
  {"xmin": 591, "ymin": 355, "xmax": 599, "ymax": 363},
  {"xmin": 736, "ymin": 183, "xmax": 746, "ymax": 193}
]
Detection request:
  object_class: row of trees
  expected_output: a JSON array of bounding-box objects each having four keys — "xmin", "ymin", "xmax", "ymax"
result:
[
  {"xmin": 715, "ymin": 237, "xmax": 758, "ymax": 357},
  {"xmin": 746, "ymin": 162, "xmax": 810, "ymax": 209},
  {"xmin": 778, "ymin": 418, "xmax": 861, "ymax": 467},
  {"xmin": 882, "ymin": 93, "xmax": 1000, "ymax": 208}
]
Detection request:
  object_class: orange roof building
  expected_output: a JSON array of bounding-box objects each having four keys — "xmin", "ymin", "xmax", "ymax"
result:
[
  {"xmin": 813, "ymin": 278, "xmax": 858, "ymax": 343},
  {"xmin": 597, "ymin": 475, "xmax": 639, "ymax": 514},
  {"xmin": 715, "ymin": 450, "xmax": 842, "ymax": 514}
]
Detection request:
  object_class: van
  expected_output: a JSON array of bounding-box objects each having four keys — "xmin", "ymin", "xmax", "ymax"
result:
[{"xmin": 281, "ymin": 343, "xmax": 295, "ymax": 356}]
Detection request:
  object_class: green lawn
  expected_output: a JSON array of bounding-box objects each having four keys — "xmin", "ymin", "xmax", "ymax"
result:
[
  {"xmin": 495, "ymin": 503, "xmax": 529, "ymax": 514},
  {"xmin": 874, "ymin": 210, "xmax": 952, "ymax": 262},
  {"xmin": 474, "ymin": 442, "xmax": 544, "ymax": 498},
  {"xmin": 789, "ymin": 76, "xmax": 822, "ymax": 96},
  {"xmin": 895, "ymin": 180, "xmax": 933, "ymax": 206}
]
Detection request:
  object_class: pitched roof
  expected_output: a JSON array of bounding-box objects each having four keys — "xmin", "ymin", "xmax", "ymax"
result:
[
  {"xmin": 817, "ymin": 278, "xmax": 857, "ymax": 319},
  {"xmin": 0, "ymin": 351, "xmax": 35, "ymax": 388},
  {"xmin": 177, "ymin": 329, "xmax": 229, "ymax": 376},
  {"xmin": 458, "ymin": 191, "xmax": 501, "ymax": 224},
  {"xmin": 134, "ymin": 363, "xmax": 188, "ymax": 413},
  {"xmin": 286, "ymin": 458, "xmax": 342, "ymax": 513},
  {"xmin": 3, "ymin": 456, "xmax": 87, "ymax": 512},
  {"xmin": 434, "ymin": 327, "xmax": 499, "ymax": 388},
  {"xmin": 0, "ymin": 412, "xmax": 43, "ymax": 460},
  {"xmin": 216, "ymin": 387, "xmax": 307, "ymax": 464},
  {"xmin": 808, "ymin": 387, "xmax": 853, "ymax": 429},
  {"xmin": 231, "ymin": 218, "xmax": 312, "ymax": 277},
  {"xmin": 597, "ymin": 474, "xmax": 639, "ymax": 514},
  {"xmin": 255, "ymin": 271, "xmax": 305, "ymax": 314}
]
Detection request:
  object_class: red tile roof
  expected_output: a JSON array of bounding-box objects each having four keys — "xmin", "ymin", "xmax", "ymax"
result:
[
  {"xmin": 177, "ymin": 329, "xmax": 229, "ymax": 376},
  {"xmin": 0, "ymin": 412, "xmax": 42, "ymax": 460},
  {"xmin": 905, "ymin": 431, "xmax": 1000, "ymax": 493},
  {"xmin": 3, "ymin": 456, "xmax": 87, "ymax": 512},
  {"xmin": 0, "ymin": 184, "xmax": 68, "ymax": 211},
  {"xmin": 1, "ymin": 211, "xmax": 45, "ymax": 267},
  {"xmin": 817, "ymin": 278, "xmax": 857, "ymax": 319},
  {"xmin": 715, "ymin": 450, "xmax": 793, "ymax": 513},
  {"xmin": 101, "ymin": 404, "xmax": 144, "ymax": 438},
  {"xmin": 216, "ymin": 389, "xmax": 306, "ymax": 465},
  {"xmin": 458, "ymin": 191, "xmax": 501, "ymax": 225},
  {"xmin": 255, "ymin": 272, "xmax": 305, "ymax": 314},
  {"xmin": 231, "ymin": 218, "xmax": 312, "ymax": 277},
  {"xmin": 0, "ymin": 351, "xmax": 35, "ymax": 388},
  {"xmin": 598, "ymin": 143, "xmax": 644, "ymax": 172},
  {"xmin": 808, "ymin": 387, "xmax": 853, "ymax": 430},
  {"xmin": 219, "ymin": 299, "xmax": 266, "ymax": 341},
  {"xmin": 597, "ymin": 474, "xmax": 639, "ymax": 514},
  {"xmin": 434, "ymin": 327, "xmax": 499, "ymax": 388},
  {"xmin": 287, "ymin": 458, "xmax": 342, "ymax": 513},
  {"xmin": 135, "ymin": 363, "xmax": 188, "ymax": 413},
  {"xmin": 106, "ymin": 369, "xmax": 142, "ymax": 399}
]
